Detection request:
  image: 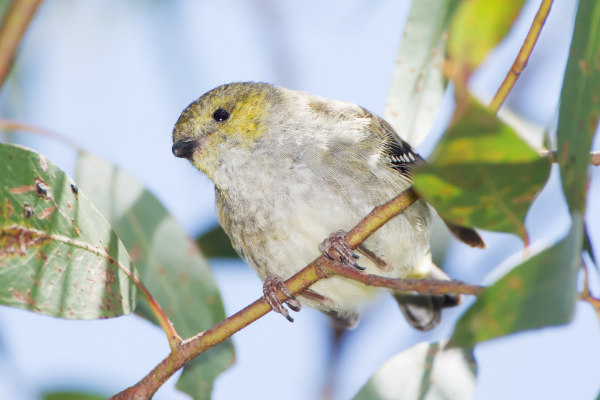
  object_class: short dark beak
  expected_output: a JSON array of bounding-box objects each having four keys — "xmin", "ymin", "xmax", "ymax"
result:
[{"xmin": 172, "ymin": 138, "xmax": 202, "ymax": 158}]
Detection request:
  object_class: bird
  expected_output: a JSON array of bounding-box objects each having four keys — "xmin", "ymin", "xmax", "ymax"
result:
[{"xmin": 172, "ymin": 82, "xmax": 485, "ymax": 331}]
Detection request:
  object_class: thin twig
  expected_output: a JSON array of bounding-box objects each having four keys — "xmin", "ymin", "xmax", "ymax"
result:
[
  {"xmin": 109, "ymin": 187, "xmax": 485, "ymax": 400},
  {"xmin": 0, "ymin": 0, "xmax": 43, "ymax": 88},
  {"xmin": 323, "ymin": 260, "xmax": 484, "ymax": 296},
  {"xmin": 539, "ymin": 149, "xmax": 600, "ymax": 166},
  {"xmin": 488, "ymin": 0, "xmax": 553, "ymax": 112},
  {"xmin": 579, "ymin": 261, "xmax": 600, "ymax": 320},
  {"xmin": 0, "ymin": 118, "xmax": 82, "ymax": 150}
]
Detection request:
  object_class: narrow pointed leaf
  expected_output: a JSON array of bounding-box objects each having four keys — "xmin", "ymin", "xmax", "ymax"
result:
[
  {"xmin": 385, "ymin": 0, "xmax": 460, "ymax": 147},
  {"xmin": 0, "ymin": 144, "xmax": 138, "ymax": 318},
  {"xmin": 353, "ymin": 340, "xmax": 476, "ymax": 400},
  {"xmin": 448, "ymin": 0, "xmax": 527, "ymax": 74},
  {"xmin": 556, "ymin": 0, "xmax": 600, "ymax": 213},
  {"xmin": 413, "ymin": 99, "xmax": 551, "ymax": 241},
  {"xmin": 449, "ymin": 215, "xmax": 583, "ymax": 350},
  {"xmin": 76, "ymin": 152, "xmax": 234, "ymax": 400}
]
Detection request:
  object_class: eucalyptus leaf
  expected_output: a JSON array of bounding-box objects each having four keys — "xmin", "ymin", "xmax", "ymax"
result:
[
  {"xmin": 0, "ymin": 143, "xmax": 138, "ymax": 318},
  {"xmin": 556, "ymin": 0, "xmax": 600, "ymax": 213},
  {"xmin": 75, "ymin": 152, "xmax": 234, "ymax": 400},
  {"xmin": 449, "ymin": 215, "xmax": 583, "ymax": 350},
  {"xmin": 413, "ymin": 98, "xmax": 551, "ymax": 242},
  {"xmin": 448, "ymin": 0, "xmax": 526, "ymax": 74},
  {"xmin": 353, "ymin": 340, "xmax": 475, "ymax": 400},
  {"xmin": 384, "ymin": 0, "xmax": 460, "ymax": 147}
]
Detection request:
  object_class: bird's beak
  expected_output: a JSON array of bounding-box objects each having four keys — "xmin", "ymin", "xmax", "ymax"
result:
[{"xmin": 172, "ymin": 137, "xmax": 202, "ymax": 158}]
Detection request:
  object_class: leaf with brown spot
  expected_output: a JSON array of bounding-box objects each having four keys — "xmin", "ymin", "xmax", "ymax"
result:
[
  {"xmin": 556, "ymin": 0, "xmax": 600, "ymax": 213},
  {"xmin": 449, "ymin": 215, "xmax": 583, "ymax": 350},
  {"xmin": 76, "ymin": 152, "xmax": 234, "ymax": 400},
  {"xmin": 0, "ymin": 143, "xmax": 140, "ymax": 319},
  {"xmin": 413, "ymin": 98, "xmax": 551, "ymax": 242}
]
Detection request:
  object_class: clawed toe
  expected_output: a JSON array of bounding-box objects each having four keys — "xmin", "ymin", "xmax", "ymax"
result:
[
  {"xmin": 263, "ymin": 275, "xmax": 301, "ymax": 322},
  {"xmin": 319, "ymin": 230, "xmax": 364, "ymax": 270}
]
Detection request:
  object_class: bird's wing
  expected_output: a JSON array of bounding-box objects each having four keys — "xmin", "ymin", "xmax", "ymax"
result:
[{"xmin": 362, "ymin": 108, "xmax": 486, "ymax": 249}]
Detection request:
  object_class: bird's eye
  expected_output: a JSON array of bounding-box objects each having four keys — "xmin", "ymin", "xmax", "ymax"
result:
[{"xmin": 213, "ymin": 109, "xmax": 230, "ymax": 122}]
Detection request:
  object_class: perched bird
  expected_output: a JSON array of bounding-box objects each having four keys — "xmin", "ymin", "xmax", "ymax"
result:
[{"xmin": 172, "ymin": 82, "xmax": 484, "ymax": 330}]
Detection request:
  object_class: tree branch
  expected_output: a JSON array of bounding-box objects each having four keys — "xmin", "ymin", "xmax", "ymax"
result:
[
  {"xmin": 0, "ymin": 0, "xmax": 44, "ymax": 88},
  {"xmin": 488, "ymin": 0, "xmax": 554, "ymax": 112},
  {"xmin": 579, "ymin": 261, "xmax": 600, "ymax": 320},
  {"xmin": 109, "ymin": 187, "xmax": 485, "ymax": 400}
]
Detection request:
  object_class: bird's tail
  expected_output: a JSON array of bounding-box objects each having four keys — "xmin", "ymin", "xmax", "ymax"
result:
[{"xmin": 392, "ymin": 263, "xmax": 462, "ymax": 331}]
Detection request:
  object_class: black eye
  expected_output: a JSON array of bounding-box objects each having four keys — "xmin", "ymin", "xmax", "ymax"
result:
[{"xmin": 213, "ymin": 109, "xmax": 230, "ymax": 122}]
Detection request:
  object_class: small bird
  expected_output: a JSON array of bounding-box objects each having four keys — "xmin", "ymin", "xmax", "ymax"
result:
[{"xmin": 172, "ymin": 82, "xmax": 484, "ymax": 330}]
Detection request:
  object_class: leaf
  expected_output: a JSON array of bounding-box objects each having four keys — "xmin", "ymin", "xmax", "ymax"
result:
[
  {"xmin": 556, "ymin": 0, "xmax": 600, "ymax": 213},
  {"xmin": 384, "ymin": 0, "xmax": 460, "ymax": 147},
  {"xmin": 413, "ymin": 98, "xmax": 551, "ymax": 242},
  {"xmin": 0, "ymin": 143, "xmax": 138, "ymax": 318},
  {"xmin": 353, "ymin": 340, "xmax": 476, "ymax": 400},
  {"xmin": 196, "ymin": 225, "xmax": 240, "ymax": 259},
  {"xmin": 448, "ymin": 0, "xmax": 527, "ymax": 74},
  {"xmin": 584, "ymin": 223, "xmax": 596, "ymax": 264},
  {"xmin": 75, "ymin": 152, "xmax": 234, "ymax": 400},
  {"xmin": 449, "ymin": 214, "xmax": 583, "ymax": 350},
  {"xmin": 43, "ymin": 391, "xmax": 106, "ymax": 400}
]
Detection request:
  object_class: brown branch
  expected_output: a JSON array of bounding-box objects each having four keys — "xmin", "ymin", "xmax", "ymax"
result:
[
  {"xmin": 0, "ymin": 0, "xmax": 43, "ymax": 88},
  {"xmin": 539, "ymin": 150, "xmax": 600, "ymax": 166},
  {"xmin": 109, "ymin": 187, "xmax": 485, "ymax": 400},
  {"xmin": 488, "ymin": 0, "xmax": 554, "ymax": 112}
]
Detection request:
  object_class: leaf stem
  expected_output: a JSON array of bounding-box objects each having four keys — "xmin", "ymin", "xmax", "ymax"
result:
[
  {"xmin": 108, "ymin": 187, "xmax": 484, "ymax": 400},
  {"xmin": 488, "ymin": 0, "xmax": 554, "ymax": 113},
  {"xmin": 0, "ymin": 118, "xmax": 82, "ymax": 150},
  {"xmin": 0, "ymin": 0, "xmax": 44, "ymax": 88},
  {"xmin": 539, "ymin": 150, "xmax": 600, "ymax": 166}
]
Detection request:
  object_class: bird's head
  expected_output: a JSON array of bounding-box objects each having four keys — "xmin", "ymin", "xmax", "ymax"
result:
[{"xmin": 172, "ymin": 82, "xmax": 275, "ymax": 179}]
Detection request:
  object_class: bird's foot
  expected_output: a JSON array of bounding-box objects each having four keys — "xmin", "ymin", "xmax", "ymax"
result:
[
  {"xmin": 263, "ymin": 275, "xmax": 301, "ymax": 322},
  {"xmin": 319, "ymin": 230, "xmax": 364, "ymax": 270}
]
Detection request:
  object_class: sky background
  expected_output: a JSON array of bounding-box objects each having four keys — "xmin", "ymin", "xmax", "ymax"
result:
[{"xmin": 0, "ymin": 0, "xmax": 600, "ymax": 399}]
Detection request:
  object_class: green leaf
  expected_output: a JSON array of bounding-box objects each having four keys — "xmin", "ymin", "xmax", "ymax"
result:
[
  {"xmin": 353, "ymin": 340, "xmax": 475, "ymax": 400},
  {"xmin": 197, "ymin": 225, "xmax": 240, "ymax": 259},
  {"xmin": 413, "ymin": 99, "xmax": 551, "ymax": 241},
  {"xmin": 43, "ymin": 391, "xmax": 106, "ymax": 400},
  {"xmin": 448, "ymin": 0, "xmax": 526, "ymax": 73},
  {"xmin": 384, "ymin": 0, "xmax": 460, "ymax": 147},
  {"xmin": 0, "ymin": 143, "xmax": 138, "ymax": 318},
  {"xmin": 556, "ymin": 0, "xmax": 600, "ymax": 213},
  {"xmin": 449, "ymin": 214, "xmax": 583, "ymax": 350},
  {"xmin": 584, "ymin": 223, "xmax": 596, "ymax": 265},
  {"xmin": 75, "ymin": 152, "xmax": 234, "ymax": 400}
]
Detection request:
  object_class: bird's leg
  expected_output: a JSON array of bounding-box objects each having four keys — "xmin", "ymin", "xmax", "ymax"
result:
[
  {"xmin": 319, "ymin": 230, "xmax": 364, "ymax": 270},
  {"xmin": 356, "ymin": 244, "xmax": 393, "ymax": 272},
  {"xmin": 263, "ymin": 275, "xmax": 301, "ymax": 322}
]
